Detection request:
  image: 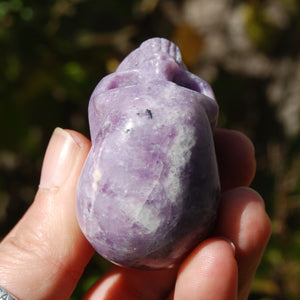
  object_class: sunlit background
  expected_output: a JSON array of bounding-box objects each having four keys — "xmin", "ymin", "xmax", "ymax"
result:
[{"xmin": 0, "ymin": 0, "xmax": 300, "ymax": 298}]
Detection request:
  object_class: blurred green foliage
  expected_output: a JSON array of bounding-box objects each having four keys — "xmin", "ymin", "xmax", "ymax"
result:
[{"xmin": 1, "ymin": 0, "xmax": 300, "ymax": 299}]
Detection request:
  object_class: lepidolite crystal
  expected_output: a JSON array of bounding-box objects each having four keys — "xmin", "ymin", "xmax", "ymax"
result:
[{"xmin": 76, "ymin": 38, "xmax": 220, "ymax": 269}]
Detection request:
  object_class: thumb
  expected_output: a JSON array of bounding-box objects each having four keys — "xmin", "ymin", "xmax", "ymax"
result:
[{"xmin": 0, "ymin": 128, "xmax": 94, "ymax": 300}]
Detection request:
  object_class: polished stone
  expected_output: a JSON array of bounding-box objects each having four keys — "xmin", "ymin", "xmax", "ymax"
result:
[{"xmin": 76, "ymin": 38, "xmax": 220, "ymax": 269}]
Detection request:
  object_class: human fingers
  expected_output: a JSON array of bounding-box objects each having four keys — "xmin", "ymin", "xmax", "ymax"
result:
[
  {"xmin": 84, "ymin": 266, "xmax": 177, "ymax": 300},
  {"xmin": 170, "ymin": 238, "xmax": 238, "ymax": 300},
  {"xmin": 0, "ymin": 128, "xmax": 94, "ymax": 300},
  {"xmin": 214, "ymin": 128, "xmax": 256, "ymax": 191},
  {"xmin": 85, "ymin": 239, "xmax": 238, "ymax": 300},
  {"xmin": 214, "ymin": 187, "xmax": 272, "ymax": 300}
]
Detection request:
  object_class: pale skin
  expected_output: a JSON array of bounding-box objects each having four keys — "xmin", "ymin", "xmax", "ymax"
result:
[{"xmin": 0, "ymin": 128, "xmax": 271, "ymax": 300}]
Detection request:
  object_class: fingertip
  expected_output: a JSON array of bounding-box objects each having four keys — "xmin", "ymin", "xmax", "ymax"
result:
[
  {"xmin": 221, "ymin": 186, "xmax": 266, "ymax": 209},
  {"xmin": 219, "ymin": 187, "xmax": 272, "ymax": 253},
  {"xmin": 216, "ymin": 187, "xmax": 272, "ymax": 299},
  {"xmin": 65, "ymin": 129, "xmax": 92, "ymax": 150},
  {"xmin": 174, "ymin": 238, "xmax": 238, "ymax": 300},
  {"xmin": 215, "ymin": 128, "xmax": 255, "ymax": 153},
  {"xmin": 39, "ymin": 128, "xmax": 91, "ymax": 190},
  {"xmin": 232, "ymin": 187, "xmax": 272, "ymax": 253},
  {"xmin": 214, "ymin": 128, "xmax": 256, "ymax": 191},
  {"xmin": 83, "ymin": 268, "xmax": 122, "ymax": 300}
]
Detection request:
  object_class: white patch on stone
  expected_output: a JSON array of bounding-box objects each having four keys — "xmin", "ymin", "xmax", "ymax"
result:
[
  {"xmin": 164, "ymin": 124, "xmax": 196, "ymax": 203},
  {"xmin": 137, "ymin": 207, "xmax": 162, "ymax": 234},
  {"xmin": 92, "ymin": 182, "xmax": 97, "ymax": 191},
  {"xmin": 124, "ymin": 118, "xmax": 134, "ymax": 132},
  {"xmin": 121, "ymin": 194, "xmax": 162, "ymax": 234},
  {"xmin": 93, "ymin": 169, "xmax": 102, "ymax": 180},
  {"xmin": 92, "ymin": 169, "xmax": 102, "ymax": 191}
]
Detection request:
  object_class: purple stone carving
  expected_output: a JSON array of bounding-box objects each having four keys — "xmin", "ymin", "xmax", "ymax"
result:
[{"xmin": 76, "ymin": 38, "xmax": 220, "ymax": 270}]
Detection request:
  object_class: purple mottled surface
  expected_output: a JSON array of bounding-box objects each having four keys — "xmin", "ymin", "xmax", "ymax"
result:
[{"xmin": 76, "ymin": 38, "xmax": 220, "ymax": 269}]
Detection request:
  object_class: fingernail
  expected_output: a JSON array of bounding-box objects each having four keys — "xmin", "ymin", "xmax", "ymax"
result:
[
  {"xmin": 216, "ymin": 236, "xmax": 236, "ymax": 256},
  {"xmin": 39, "ymin": 127, "xmax": 81, "ymax": 189}
]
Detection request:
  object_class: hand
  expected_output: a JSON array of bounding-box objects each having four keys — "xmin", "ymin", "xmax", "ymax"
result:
[{"xmin": 0, "ymin": 127, "xmax": 271, "ymax": 300}]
